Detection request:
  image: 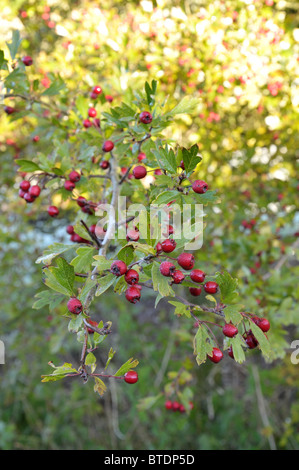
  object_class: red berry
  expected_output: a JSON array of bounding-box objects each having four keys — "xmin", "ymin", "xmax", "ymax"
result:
[
  {"xmin": 179, "ymin": 404, "xmax": 186, "ymax": 413},
  {"xmin": 179, "ymin": 160, "xmax": 185, "ymax": 170},
  {"xmin": 92, "ymin": 85, "xmax": 102, "ymax": 95},
  {"xmin": 76, "ymin": 196, "xmax": 87, "ymax": 207},
  {"xmin": 29, "ymin": 185, "xmax": 41, "ymax": 198},
  {"xmin": 161, "ymin": 238, "xmax": 177, "ymax": 253},
  {"xmin": 102, "ymin": 140, "xmax": 114, "ymax": 152},
  {"xmin": 208, "ymin": 347, "xmax": 223, "ymax": 363},
  {"xmin": 86, "ymin": 319, "xmax": 98, "ymax": 334},
  {"xmin": 48, "ymin": 206, "xmax": 59, "ymax": 217},
  {"xmin": 66, "ymin": 225, "xmax": 74, "ymax": 235},
  {"xmin": 138, "ymin": 152, "xmax": 146, "ymax": 162},
  {"xmin": 172, "ymin": 401, "xmax": 180, "ymax": 412},
  {"xmin": 110, "ymin": 260, "xmax": 128, "ymax": 276},
  {"xmin": 19, "ymin": 189, "xmax": 26, "ymax": 198},
  {"xmin": 139, "ymin": 111, "xmax": 153, "ymax": 124},
  {"xmin": 126, "ymin": 229, "xmax": 140, "ymax": 242},
  {"xmin": 90, "ymin": 92, "xmax": 98, "ymax": 99},
  {"xmin": 155, "ymin": 242, "xmax": 163, "ymax": 254},
  {"xmin": 88, "ymin": 107, "xmax": 97, "ymax": 118},
  {"xmin": 244, "ymin": 330, "xmax": 258, "ymax": 349},
  {"xmin": 189, "ymin": 287, "xmax": 202, "ymax": 296},
  {"xmin": 222, "ymin": 323, "xmax": 238, "ymax": 338},
  {"xmin": 83, "ymin": 119, "xmax": 92, "ymax": 128},
  {"xmin": 256, "ymin": 318, "xmax": 270, "ymax": 333},
  {"xmin": 125, "ymin": 269, "xmax": 139, "ymax": 285},
  {"xmin": 4, "ymin": 106, "xmax": 15, "ymax": 115},
  {"xmin": 124, "ymin": 370, "xmax": 138, "ymax": 384},
  {"xmin": 100, "ymin": 160, "xmax": 110, "ymax": 170},
  {"xmin": 32, "ymin": 135, "xmax": 40, "ymax": 142},
  {"xmin": 125, "ymin": 286, "xmax": 141, "ymax": 304},
  {"xmin": 190, "ymin": 269, "xmax": 206, "ymax": 283},
  {"xmin": 228, "ymin": 346, "xmax": 234, "ymax": 359},
  {"xmin": 192, "ymin": 180, "xmax": 208, "ymax": 194},
  {"xmin": 22, "ymin": 55, "xmax": 33, "ymax": 66},
  {"xmin": 105, "ymin": 95, "xmax": 113, "ymax": 102},
  {"xmin": 177, "ymin": 253, "xmax": 195, "ymax": 270},
  {"xmin": 171, "ymin": 270, "xmax": 185, "ymax": 284},
  {"xmin": 133, "ymin": 165, "xmax": 147, "ymax": 179},
  {"xmin": 165, "ymin": 400, "xmax": 173, "ymax": 410},
  {"xmin": 69, "ymin": 170, "xmax": 81, "ymax": 183},
  {"xmin": 20, "ymin": 180, "xmax": 30, "ymax": 191},
  {"xmin": 64, "ymin": 180, "xmax": 75, "ymax": 191},
  {"xmin": 67, "ymin": 297, "xmax": 83, "ymax": 315},
  {"xmin": 159, "ymin": 261, "xmax": 176, "ymax": 277},
  {"xmin": 204, "ymin": 281, "xmax": 218, "ymax": 294},
  {"xmin": 24, "ymin": 192, "xmax": 35, "ymax": 203}
]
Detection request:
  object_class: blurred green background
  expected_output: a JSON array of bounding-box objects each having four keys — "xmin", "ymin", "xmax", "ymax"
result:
[{"xmin": 0, "ymin": 0, "xmax": 299, "ymax": 450}]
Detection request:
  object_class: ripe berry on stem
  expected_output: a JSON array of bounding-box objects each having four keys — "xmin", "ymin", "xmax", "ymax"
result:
[
  {"xmin": 125, "ymin": 286, "xmax": 141, "ymax": 304},
  {"xmin": 69, "ymin": 170, "xmax": 81, "ymax": 183},
  {"xmin": 29, "ymin": 185, "xmax": 41, "ymax": 198},
  {"xmin": 48, "ymin": 206, "xmax": 59, "ymax": 217},
  {"xmin": 133, "ymin": 165, "xmax": 147, "ymax": 179},
  {"xmin": 88, "ymin": 107, "xmax": 97, "ymax": 118},
  {"xmin": 161, "ymin": 238, "xmax": 177, "ymax": 253},
  {"xmin": 192, "ymin": 180, "xmax": 208, "ymax": 194},
  {"xmin": 222, "ymin": 323, "xmax": 238, "ymax": 338},
  {"xmin": 67, "ymin": 297, "xmax": 83, "ymax": 315},
  {"xmin": 190, "ymin": 269, "xmax": 206, "ymax": 283},
  {"xmin": 208, "ymin": 347, "xmax": 224, "ymax": 363},
  {"xmin": 110, "ymin": 260, "xmax": 127, "ymax": 276},
  {"xmin": 171, "ymin": 270, "xmax": 185, "ymax": 284},
  {"xmin": 64, "ymin": 180, "xmax": 75, "ymax": 191},
  {"xmin": 189, "ymin": 287, "xmax": 202, "ymax": 296},
  {"xmin": 204, "ymin": 281, "xmax": 219, "ymax": 294},
  {"xmin": 92, "ymin": 85, "xmax": 102, "ymax": 95},
  {"xmin": 177, "ymin": 252, "xmax": 195, "ymax": 270},
  {"xmin": 124, "ymin": 370, "xmax": 138, "ymax": 384},
  {"xmin": 102, "ymin": 140, "xmax": 114, "ymax": 152},
  {"xmin": 20, "ymin": 180, "xmax": 30, "ymax": 191},
  {"xmin": 22, "ymin": 55, "xmax": 33, "ymax": 66},
  {"xmin": 125, "ymin": 269, "xmax": 139, "ymax": 285},
  {"xmin": 159, "ymin": 261, "xmax": 176, "ymax": 277},
  {"xmin": 139, "ymin": 111, "xmax": 153, "ymax": 124}
]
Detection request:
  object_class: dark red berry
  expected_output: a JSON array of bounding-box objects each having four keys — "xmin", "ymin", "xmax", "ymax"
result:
[
  {"xmin": 177, "ymin": 252, "xmax": 195, "ymax": 270},
  {"xmin": 83, "ymin": 119, "xmax": 92, "ymax": 128},
  {"xmin": 208, "ymin": 347, "xmax": 223, "ymax": 363},
  {"xmin": 69, "ymin": 170, "xmax": 81, "ymax": 183},
  {"xmin": 228, "ymin": 346, "xmax": 234, "ymax": 359},
  {"xmin": 189, "ymin": 287, "xmax": 202, "ymax": 296},
  {"xmin": 204, "ymin": 281, "xmax": 218, "ymax": 294},
  {"xmin": 125, "ymin": 286, "xmax": 141, "ymax": 304},
  {"xmin": 88, "ymin": 107, "xmax": 97, "ymax": 118},
  {"xmin": 190, "ymin": 269, "xmax": 206, "ymax": 283},
  {"xmin": 110, "ymin": 260, "xmax": 128, "ymax": 276},
  {"xmin": 161, "ymin": 238, "xmax": 177, "ymax": 253},
  {"xmin": 125, "ymin": 269, "xmax": 139, "ymax": 285},
  {"xmin": 86, "ymin": 319, "xmax": 98, "ymax": 334},
  {"xmin": 67, "ymin": 297, "xmax": 83, "ymax": 315},
  {"xmin": 4, "ymin": 106, "xmax": 15, "ymax": 115},
  {"xmin": 102, "ymin": 140, "xmax": 114, "ymax": 152},
  {"xmin": 24, "ymin": 192, "xmax": 35, "ymax": 203},
  {"xmin": 105, "ymin": 95, "xmax": 113, "ymax": 102},
  {"xmin": 29, "ymin": 185, "xmax": 41, "ymax": 198},
  {"xmin": 171, "ymin": 270, "xmax": 185, "ymax": 284},
  {"xmin": 138, "ymin": 152, "xmax": 146, "ymax": 162},
  {"xmin": 64, "ymin": 180, "xmax": 75, "ymax": 191},
  {"xmin": 256, "ymin": 318, "xmax": 270, "ymax": 332},
  {"xmin": 126, "ymin": 229, "xmax": 140, "ymax": 242},
  {"xmin": 19, "ymin": 189, "xmax": 26, "ymax": 198},
  {"xmin": 22, "ymin": 55, "xmax": 33, "ymax": 66},
  {"xmin": 133, "ymin": 165, "xmax": 147, "ymax": 179},
  {"xmin": 100, "ymin": 160, "xmax": 110, "ymax": 170},
  {"xmin": 192, "ymin": 180, "xmax": 208, "ymax": 194},
  {"xmin": 20, "ymin": 180, "xmax": 30, "ymax": 192},
  {"xmin": 159, "ymin": 261, "xmax": 176, "ymax": 277},
  {"xmin": 92, "ymin": 85, "xmax": 102, "ymax": 95},
  {"xmin": 165, "ymin": 400, "xmax": 173, "ymax": 410},
  {"xmin": 172, "ymin": 401, "xmax": 180, "ymax": 412},
  {"xmin": 223, "ymin": 323, "xmax": 238, "ymax": 338},
  {"xmin": 244, "ymin": 330, "xmax": 258, "ymax": 349},
  {"xmin": 48, "ymin": 205, "xmax": 59, "ymax": 217},
  {"xmin": 155, "ymin": 242, "xmax": 163, "ymax": 254},
  {"xmin": 76, "ymin": 196, "xmax": 87, "ymax": 207},
  {"xmin": 124, "ymin": 370, "xmax": 138, "ymax": 384},
  {"xmin": 32, "ymin": 135, "xmax": 40, "ymax": 142},
  {"xmin": 139, "ymin": 111, "xmax": 153, "ymax": 124},
  {"xmin": 66, "ymin": 225, "xmax": 74, "ymax": 235},
  {"xmin": 179, "ymin": 160, "xmax": 185, "ymax": 170}
]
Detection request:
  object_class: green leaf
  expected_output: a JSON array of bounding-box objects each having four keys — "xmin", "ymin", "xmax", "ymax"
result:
[
  {"xmin": 193, "ymin": 324, "xmax": 213, "ymax": 366},
  {"xmin": 152, "ymin": 143, "xmax": 178, "ymax": 174},
  {"xmin": 71, "ymin": 246, "xmax": 96, "ymax": 273},
  {"xmin": 32, "ymin": 290, "xmax": 65, "ymax": 311},
  {"xmin": 215, "ymin": 271, "xmax": 239, "ymax": 304},
  {"xmin": 94, "ymin": 377, "xmax": 107, "ymax": 396},
  {"xmin": 16, "ymin": 159, "xmax": 41, "ymax": 173},
  {"xmin": 41, "ymin": 362, "xmax": 78, "ymax": 382},
  {"xmin": 181, "ymin": 145, "xmax": 202, "ymax": 176},
  {"xmin": 36, "ymin": 243, "xmax": 74, "ymax": 265},
  {"xmin": 250, "ymin": 322, "xmax": 273, "ymax": 359},
  {"xmin": 152, "ymin": 262, "xmax": 175, "ymax": 298},
  {"xmin": 44, "ymin": 258, "xmax": 75, "ymax": 296},
  {"xmin": 86, "ymin": 352, "xmax": 97, "ymax": 373},
  {"xmin": 92, "ymin": 255, "xmax": 112, "ymax": 271},
  {"xmin": 41, "ymin": 76, "xmax": 66, "ymax": 96},
  {"xmin": 114, "ymin": 358, "xmax": 139, "ymax": 377},
  {"xmin": 68, "ymin": 314, "xmax": 83, "ymax": 333},
  {"xmin": 127, "ymin": 242, "xmax": 156, "ymax": 256},
  {"xmin": 223, "ymin": 304, "xmax": 243, "ymax": 325},
  {"xmin": 165, "ymin": 96, "xmax": 200, "ymax": 117},
  {"xmin": 6, "ymin": 30, "xmax": 22, "ymax": 60},
  {"xmin": 228, "ymin": 336, "xmax": 246, "ymax": 364},
  {"xmin": 168, "ymin": 301, "xmax": 191, "ymax": 318},
  {"xmin": 95, "ymin": 273, "xmax": 115, "ymax": 297},
  {"xmin": 0, "ymin": 50, "xmax": 8, "ymax": 70},
  {"xmin": 151, "ymin": 190, "xmax": 179, "ymax": 206},
  {"xmin": 76, "ymin": 95, "xmax": 89, "ymax": 118},
  {"xmin": 137, "ymin": 394, "xmax": 162, "ymax": 412},
  {"xmin": 197, "ymin": 190, "xmax": 219, "ymax": 205},
  {"xmin": 117, "ymin": 245, "xmax": 135, "ymax": 265},
  {"xmin": 105, "ymin": 347, "xmax": 116, "ymax": 370}
]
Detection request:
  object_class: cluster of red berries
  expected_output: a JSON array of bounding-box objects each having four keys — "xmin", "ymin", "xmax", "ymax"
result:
[
  {"xmin": 164, "ymin": 400, "xmax": 194, "ymax": 413},
  {"xmin": 19, "ymin": 180, "xmax": 41, "ymax": 203},
  {"xmin": 76, "ymin": 196, "xmax": 96, "ymax": 215},
  {"xmin": 108, "ymin": 260, "xmax": 142, "ymax": 304},
  {"xmin": 66, "ymin": 225, "xmax": 92, "ymax": 244},
  {"xmin": 83, "ymin": 86, "xmax": 102, "ymax": 128},
  {"xmin": 64, "ymin": 170, "xmax": 81, "ymax": 192}
]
